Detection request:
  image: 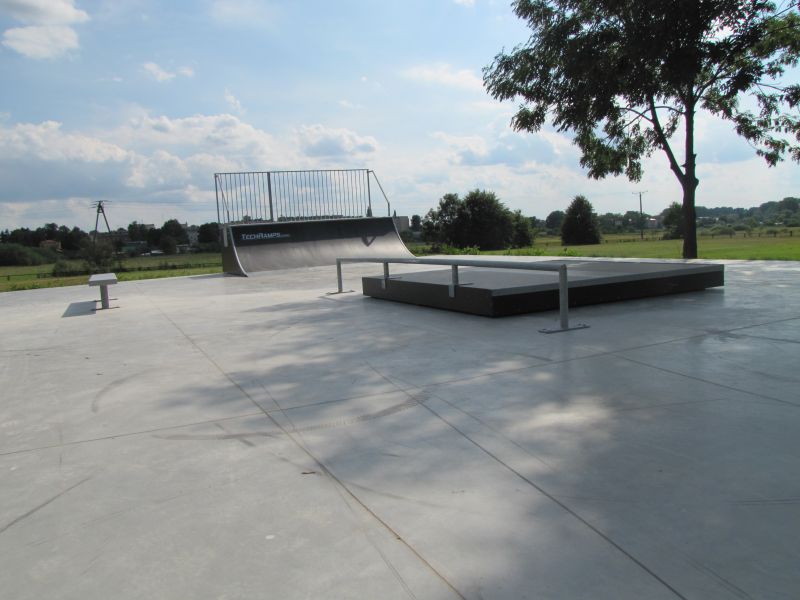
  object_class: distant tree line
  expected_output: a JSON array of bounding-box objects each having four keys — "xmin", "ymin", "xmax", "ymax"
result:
[
  {"xmin": 419, "ymin": 193, "xmax": 798, "ymax": 251},
  {"xmin": 0, "ymin": 219, "xmax": 221, "ymax": 267}
]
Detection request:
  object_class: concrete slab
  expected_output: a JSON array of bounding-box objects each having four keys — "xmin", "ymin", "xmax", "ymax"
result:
[
  {"xmin": 362, "ymin": 259, "xmax": 723, "ymax": 316},
  {"xmin": 1, "ymin": 258, "xmax": 799, "ymax": 599}
]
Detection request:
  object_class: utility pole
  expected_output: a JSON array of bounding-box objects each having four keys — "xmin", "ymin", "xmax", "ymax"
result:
[
  {"xmin": 91, "ymin": 200, "xmax": 112, "ymax": 243},
  {"xmin": 632, "ymin": 191, "xmax": 647, "ymax": 240}
]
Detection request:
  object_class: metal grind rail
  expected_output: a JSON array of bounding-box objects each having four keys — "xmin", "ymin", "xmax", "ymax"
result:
[{"xmin": 334, "ymin": 257, "xmax": 589, "ymax": 333}]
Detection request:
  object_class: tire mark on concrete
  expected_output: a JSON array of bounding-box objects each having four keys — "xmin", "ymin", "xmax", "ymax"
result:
[
  {"xmin": 0, "ymin": 476, "xmax": 91, "ymax": 536},
  {"xmin": 91, "ymin": 370, "xmax": 154, "ymax": 413}
]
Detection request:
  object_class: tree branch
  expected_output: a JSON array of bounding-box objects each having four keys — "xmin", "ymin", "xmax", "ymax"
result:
[{"xmin": 648, "ymin": 96, "xmax": 685, "ymax": 183}]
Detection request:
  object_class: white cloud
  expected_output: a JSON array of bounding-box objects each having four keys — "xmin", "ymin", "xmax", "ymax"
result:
[
  {"xmin": 1, "ymin": 0, "xmax": 88, "ymax": 59},
  {"xmin": 338, "ymin": 99, "xmax": 363, "ymax": 110},
  {"xmin": 453, "ymin": 0, "xmax": 475, "ymax": 6},
  {"xmin": 2, "ymin": 24, "xmax": 78, "ymax": 58},
  {"xmin": 297, "ymin": 124, "xmax": 378, "ymax": 159},
  {"xmin": 209, "ymin": 0, "xmax": 276, "ymax": 28},
  {"xmin": 0, "ymin": 0, "xmax": 89, "ymax": 24},
  {"xmin": 224, "ymin": 89, "xmax": 243, "ymax": 113},
  {"xmin": 401, "ymin": 62, "xmax": 483, "ymax": 91},
  {"xmin": 115, "ymin": 113, "xmax": 288, "ymax": 167},
  {"xmin": 142, "ymin": 62, "xmax": 194, "ymax": 83},
  {"xmin": 0, "ymin": 120, "xmax": 128, "ymax": 162},
  {"xmin": 127, "ymin": 150, "xmax": 191, "ymax": 188},
  {"xmin": 143, "ymin": 62, "xmax": 173, "ymax": 82}
]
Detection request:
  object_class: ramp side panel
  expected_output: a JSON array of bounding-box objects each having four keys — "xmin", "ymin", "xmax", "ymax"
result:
[
  {"xmin": 224, "ymin": 217, "xmax": 412, "ymax": 274},
  {"xmin": 221, "ymin": 231, "xmax": 247, "ymax": 276}
]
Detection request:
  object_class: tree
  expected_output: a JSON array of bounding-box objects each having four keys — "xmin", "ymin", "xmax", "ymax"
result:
[
  {"xmin": 457, "ymin": 189, "xmax": 514, "ymax": 250},
  {"xmin": 545, "ymin": 210, "xmax": 565, "ymax": 232},
  {"xmin": 128, "ymin": 221, "xmax": 149, "ymax": 242},
  {"xmin": 159, "ymin": 235, "xmax": 178, "ymax": 255},
  {"xmin": 198, "ymin": 222, "xmax": 220, "ymax": 244},
  {"xmin": 79, "ymin": 238, "xmax": 114, "ymax": 272},
  {"xmin": 421, "ymin": 190, "xmax": 515, "ymax": 250},
  {"xmin": 422, "ymin": 193, "xmax": 462, "ymax": 244},
  {"xmin": 511, "ymin": 210, "xmax": 534, "ymax": 247},
  {"xmin": 485, "ymin": 0, "xmax": 800, "ymax": 258},
  {"xmin": 162, "ymin": 219, "xmax": 188, "ymax": 244},
  {"xmin": 662, "ymin": 202, "xmax": 685, "ymax": 239},
  {"xmin": 561, "ymin": 195, "xmax": 601, "ymax": 245},
  {"xmin": 410, "ymin": 214, "xmax": 422, "ymax": 231}
]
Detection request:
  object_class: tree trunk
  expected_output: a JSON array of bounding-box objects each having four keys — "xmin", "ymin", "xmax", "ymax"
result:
[
  {"xmin": 681, "ymin": 181, "xmax": 698, "ymax": 259},
  {"xmin": 682, "ymin": 99, "xmax": 699, "ymax": 259}
]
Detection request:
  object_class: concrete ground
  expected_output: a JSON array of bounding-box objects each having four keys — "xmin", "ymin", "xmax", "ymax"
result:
[{"xmin": 1, "ymin": 258, "xmax": 798, "ymax": 600}]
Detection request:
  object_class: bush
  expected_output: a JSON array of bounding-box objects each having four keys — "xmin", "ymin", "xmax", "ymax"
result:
[
  {"xmin": 52, "ymin": 260, "xmax": 88, "ymax": 277},
  {"xmin": 79, "ymin": 239, "xmax": 115, "ymax": 272},
  {"xmin": 0, "ymin": 243, "xmax": 57, "ymax": 266}
]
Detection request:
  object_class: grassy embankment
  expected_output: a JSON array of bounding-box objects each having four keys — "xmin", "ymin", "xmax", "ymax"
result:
[{"xmin": 1, "ymin": 230, "xmax": 797, "ymax": 293}]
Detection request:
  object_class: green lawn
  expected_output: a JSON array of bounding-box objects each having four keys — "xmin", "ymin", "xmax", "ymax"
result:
[
  {"xmin": 0, "ymin": 252, "xmax": 222, "ymax": 293},
  {"xmin": 485, "ymin": 232, "xmax": 800, "ymax": 261}
]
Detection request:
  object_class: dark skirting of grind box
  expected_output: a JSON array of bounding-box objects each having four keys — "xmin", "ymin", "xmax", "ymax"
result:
[{"xmin": 362, "ymin": 260, "xmax": 724, "ymax": 317}]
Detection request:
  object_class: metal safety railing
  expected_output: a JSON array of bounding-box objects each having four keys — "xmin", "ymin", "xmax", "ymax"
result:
[
  {"xmin": 214, "ymin": 169, "xmax": 391, "ymax": 225},
  {"xmin": 333, "ymin": 257, "xmax": 589, "ymax": 333}
]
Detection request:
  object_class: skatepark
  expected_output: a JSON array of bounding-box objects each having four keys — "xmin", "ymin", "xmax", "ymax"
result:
[{"xmin": 1, "ymin": 171, "xmax": 799, "ymax": 599}]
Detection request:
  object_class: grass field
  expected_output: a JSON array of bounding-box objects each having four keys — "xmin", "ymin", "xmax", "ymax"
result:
[
  {"xmin": 487, "ymin": 232, "xmax": 800, "ymax": 261},
  {"xmin": 1, "ymin": 233, "xmax": 798, "ymax": 293},
  {"xmin": 0, "ymin": 253, "xmax": 222, "ymax": 293}
]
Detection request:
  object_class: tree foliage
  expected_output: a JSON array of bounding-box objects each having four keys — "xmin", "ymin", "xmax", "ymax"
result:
[
  {"xmin": 561, "ymin": 195, "xmax": 602, "ymax": 245},
  {"xmin": 422, "ymin": 190, "xmax": 517, "ymax": 250},
  {"xmin": 545, "ymin": 210, "xmax": 565, "ymax": 232},
  {"xmin": 485, "ymin": 0, "xmax": 800, "ymax": 258},
  {"xmin": 162, "ymin": 219, "xmax": 188, "ymax": 244},
  {"xmin": 198, "ymin": 222, "xmax": 220, "ymax": 244},
  {"xmin": 511, "ymin": 209, "xmax": 535, "ymax": 247},
  {"xmin": 662, "ymin": 202, "xmax": 686, "ymax": 239}
]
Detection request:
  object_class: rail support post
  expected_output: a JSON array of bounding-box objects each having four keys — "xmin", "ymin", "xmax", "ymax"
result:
[
  {"xmin": 381, "ymin": 262, "xmax": 390, "ymax": 290},
  {"xmin": 539, "ymin": 264, "xmax": 589, "ymax": 333},
  {"xmin": 448, "ymin": 265, "xmax": 459, "ymax": 298}
]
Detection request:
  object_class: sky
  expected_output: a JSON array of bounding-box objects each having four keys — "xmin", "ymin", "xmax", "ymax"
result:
[{"xmin": 1, "ymin": 0, "xmax": 798, "ymax": 231}]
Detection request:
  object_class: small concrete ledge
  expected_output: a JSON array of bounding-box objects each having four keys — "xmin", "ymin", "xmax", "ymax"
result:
[{"xmin": 88, "ymin": 272, "xmax": 118, "ymax": 309}]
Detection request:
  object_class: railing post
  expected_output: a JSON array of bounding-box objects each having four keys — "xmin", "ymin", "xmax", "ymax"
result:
[
  {"xmin": 337, "ymin": 259, "xmax": 343, "ymax": 293},
  {"xmin": 558, "ymin": 264, "xmax": 569, "ymax": 330},
  {"xmin": 267, "ymin": 172, "xmax": 274, "ymax": 222},
  {"xmin": 366, "ymin": 170, "xmax": 372, "ymax": 217}
]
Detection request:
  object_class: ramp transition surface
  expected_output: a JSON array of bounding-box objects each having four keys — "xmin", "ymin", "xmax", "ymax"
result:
[{"xmin": 222, "ymin": 217, "xmax": 411, "ymax": 276}]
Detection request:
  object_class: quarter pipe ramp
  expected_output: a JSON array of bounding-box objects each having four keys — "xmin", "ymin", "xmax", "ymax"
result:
[{"xmin": 221, "ymin": 217, "xmax": 413, "ymax": 276}]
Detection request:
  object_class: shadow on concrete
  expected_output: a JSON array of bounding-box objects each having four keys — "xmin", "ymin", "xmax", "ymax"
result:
[{"xmin": 62, "ymin": 300, "xmax": 97, "ymax": 317}]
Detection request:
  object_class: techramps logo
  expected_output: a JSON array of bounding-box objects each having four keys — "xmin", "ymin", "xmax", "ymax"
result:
[{"xmin": 240, "ymin": 231, "xmax": 291, "ymax": 242}]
